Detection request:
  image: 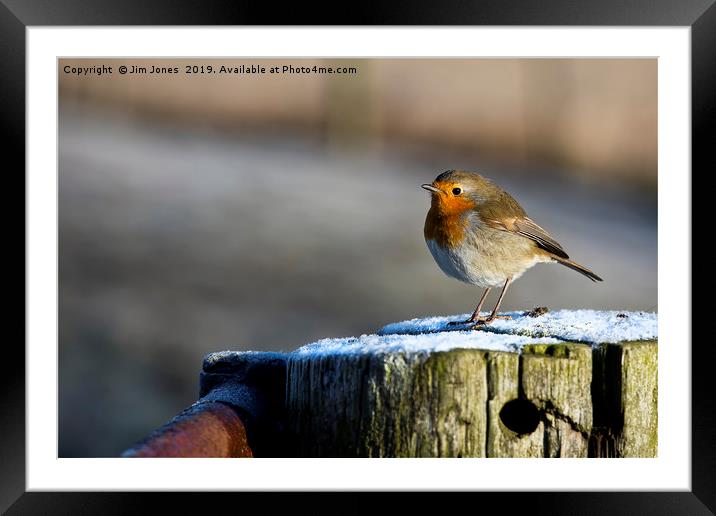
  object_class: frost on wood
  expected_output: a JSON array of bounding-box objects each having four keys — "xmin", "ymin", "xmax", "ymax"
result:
[
  {"xmin": 284, "ymin": 310, "xmax": 658, "ymax": 458},
  {"xmin": 295, "ymin": 330, "xmax": 560, "ymax": 356},
  {"xmin": 378, "ymin": 309, "xmax": 658, "ymax": 344}
]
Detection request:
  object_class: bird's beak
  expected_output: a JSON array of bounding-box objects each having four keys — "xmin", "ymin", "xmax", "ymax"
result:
[{"xmin": 421, "ymin": 184, "xmax": 442, "ymax": 194}]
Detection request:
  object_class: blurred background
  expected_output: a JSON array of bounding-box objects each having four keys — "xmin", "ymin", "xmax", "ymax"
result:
[{"xmin": 58, "ymin": 58, "xmax": 657, "ymax": 457}]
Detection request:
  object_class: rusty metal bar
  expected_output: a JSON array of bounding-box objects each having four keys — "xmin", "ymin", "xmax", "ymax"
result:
[{"xmin": 122, "ymin": 401, "xmax": 253, "ymax": 458}]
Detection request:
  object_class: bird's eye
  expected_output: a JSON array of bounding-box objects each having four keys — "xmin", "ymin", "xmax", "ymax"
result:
[{"xmin": 452, "ymin": 187, "xmax": 462, "ymax": 195}]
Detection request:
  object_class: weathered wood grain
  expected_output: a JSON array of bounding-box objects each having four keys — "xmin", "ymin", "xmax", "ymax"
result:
[
  {"xmin": 590, "ymin": 341, "xmax": 658, "ymax": 457},
  {"xmin": 286, "ymin": 340, "xmax": 657, "ymax": 458},
  {"xmin": 521, "ymin": 343, "xmax": 592, "ymax": 457}
]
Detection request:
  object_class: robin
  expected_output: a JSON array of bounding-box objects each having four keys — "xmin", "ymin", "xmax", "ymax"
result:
[{"xmin": 422, "ymin": 170, "xmax": 602, "ymax": 326}]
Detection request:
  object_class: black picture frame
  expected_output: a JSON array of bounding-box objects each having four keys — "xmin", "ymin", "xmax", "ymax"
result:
[{"xmin": 4, "ymin": 1, "xmax": 711, "ymax": 512}]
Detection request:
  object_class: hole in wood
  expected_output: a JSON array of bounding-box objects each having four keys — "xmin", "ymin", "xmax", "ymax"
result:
[{"xmin": 499, "ymin": 398, "xmax": 540, "ymax": 435}]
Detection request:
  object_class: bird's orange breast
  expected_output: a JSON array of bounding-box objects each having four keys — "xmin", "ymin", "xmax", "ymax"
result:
[{"xmin": 424, "ymin": 192, "xmax": 476, "ymax": 248}]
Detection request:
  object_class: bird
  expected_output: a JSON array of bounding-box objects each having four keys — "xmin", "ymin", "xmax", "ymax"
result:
[{"xmin": 422, "ymin": 170, "xmax": 602, "ymax": 326}]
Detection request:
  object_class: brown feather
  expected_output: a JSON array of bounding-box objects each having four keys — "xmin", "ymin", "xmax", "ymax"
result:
[
  {"xmin": 551, "ymin": 255, "xmax": 603, "ymax": 282},
  {"xmin": 513, "ymin": 217, "xmax": 568, "ymax": 259},
  {"xmin": 479, "ymin": 192, "xmax": 569, "ymax": 260}
]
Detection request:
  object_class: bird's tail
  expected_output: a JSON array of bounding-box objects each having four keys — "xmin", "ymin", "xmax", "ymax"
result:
[{"xmin": 552, "ymin": 256, "xmax": 603, "ymax": 282}]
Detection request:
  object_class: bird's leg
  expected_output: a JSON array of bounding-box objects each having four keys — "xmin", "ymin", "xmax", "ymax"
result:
[
  {"xmin": 448, "ymin": 288, "xmax": 491, "ymax": 326},
  {"xmin": 467, "ymin": 288, "xmax": 492, "ymax": 323},
  {"xmin": 475, "ymin": 278, "xmax": 512, "ymax": 325}
]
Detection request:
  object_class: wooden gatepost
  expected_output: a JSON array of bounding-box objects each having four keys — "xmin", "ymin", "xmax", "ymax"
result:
[{"xmin": 123, "ymin": 309, "xmax": 657, "ymax": 458}]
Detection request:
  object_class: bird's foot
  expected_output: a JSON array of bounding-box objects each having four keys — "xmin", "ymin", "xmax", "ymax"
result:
[
  {"xmin": 448, "ymin": 314, "xmax": 511, "ymax": 328},
  {"xmin": 470, "ymin": 314, "xmax": 512, "ymax": 327}
]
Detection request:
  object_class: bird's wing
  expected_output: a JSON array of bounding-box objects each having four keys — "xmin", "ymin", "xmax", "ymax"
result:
[{"xmin": 477, "ymin": 192, "xmax": 569, "ymax": 259}]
